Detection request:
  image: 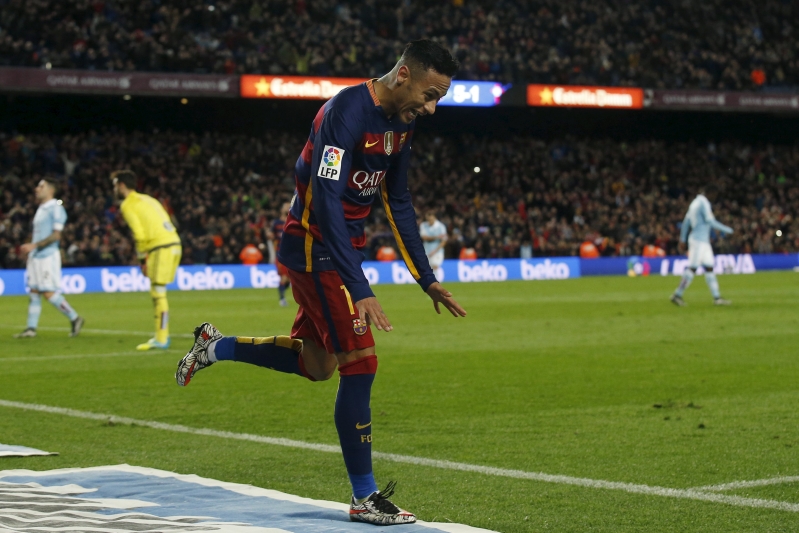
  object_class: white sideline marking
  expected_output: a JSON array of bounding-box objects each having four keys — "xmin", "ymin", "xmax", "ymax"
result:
[
  {"xmin": 2, "ymin": 350, "xmax": 178, "ymax": 363},
  {"xmin": 0, "ymin": 399, "xmax": 797, "ymax": 514},
  {"xmin": 1, "ymin": 324, "xmax": 194, "ymax": 338},
  {"xmin": 695, "ymin": 476, "xmax": 799, "ymax": 492}
]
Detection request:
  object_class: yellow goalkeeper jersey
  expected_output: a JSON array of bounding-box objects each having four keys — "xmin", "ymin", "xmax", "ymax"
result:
[{"xmin": 120, "ymin": 191, "xmax": 180, "ymax": 256}]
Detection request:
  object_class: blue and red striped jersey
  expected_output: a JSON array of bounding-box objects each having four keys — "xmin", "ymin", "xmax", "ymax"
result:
[{"xmin": 279, "ymin": 80, "xmax": 437, "ymax": 303}]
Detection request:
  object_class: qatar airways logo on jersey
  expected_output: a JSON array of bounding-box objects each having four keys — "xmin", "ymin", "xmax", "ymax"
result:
[{"xmin": 350, "ymin": 170, "xmax": 386, "ymax": 196}]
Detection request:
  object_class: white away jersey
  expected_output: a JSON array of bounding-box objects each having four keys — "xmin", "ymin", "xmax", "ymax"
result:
[
  {"xmin": 31, "ymin": 199, "xmax": 67, "ymax": 258},
  {"xmin": 420, "ymin": 220, "xmax": 447, "ymax": 255}
]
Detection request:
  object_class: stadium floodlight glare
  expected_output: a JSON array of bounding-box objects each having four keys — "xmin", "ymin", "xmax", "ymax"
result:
[{"xmin": 474, "ymin": 167, "xmax": 481, "ymax": 173}]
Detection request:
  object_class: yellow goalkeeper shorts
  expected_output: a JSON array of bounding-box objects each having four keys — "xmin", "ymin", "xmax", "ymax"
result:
[{"xmin": 147, "ymin": 244, "xmax": 182, "ymax": 286}]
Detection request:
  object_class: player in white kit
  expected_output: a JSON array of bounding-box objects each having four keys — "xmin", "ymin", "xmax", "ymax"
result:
[
  {"xmin": 419, "ymin": 210, "xmax": 448, "ymax": 272},
  {"xmin": 14, "ymin": 179, "xmax": 84, "ymax": 338},
  {"xmin": 671, "ymin": 186, "xmax": 733, "ymax": 307}
]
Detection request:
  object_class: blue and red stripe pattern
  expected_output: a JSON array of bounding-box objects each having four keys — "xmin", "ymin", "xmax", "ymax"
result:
[{"xmin": 279, "ymin": 81, "xmax": 437, "ymax": 303}]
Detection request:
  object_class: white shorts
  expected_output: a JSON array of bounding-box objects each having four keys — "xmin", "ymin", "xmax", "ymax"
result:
[
  {"xmin": 26, "ymin": 253, "xmax": 62, "ymax": 292},
  {"xmin": 687, "ymin": 239, "xmax": 714, "ymax": 269},
  {"xmin": 428, "ymin": 250, "xmax": 444, "ymax": 270}
]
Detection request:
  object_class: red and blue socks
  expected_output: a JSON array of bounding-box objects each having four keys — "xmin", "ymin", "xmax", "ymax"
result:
[
  {"xmin": 335, "ymin": 355, "xmax": 379, "ymax": 500},
  {"xmin": 208, "ymin": 336, "xmax": 314, "ymax": 380}
]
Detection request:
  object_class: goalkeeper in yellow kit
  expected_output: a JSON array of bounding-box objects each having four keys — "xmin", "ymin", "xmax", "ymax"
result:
[{"xmin": 112, "ymin": 170, "xmax": 182, "ymax": 350}]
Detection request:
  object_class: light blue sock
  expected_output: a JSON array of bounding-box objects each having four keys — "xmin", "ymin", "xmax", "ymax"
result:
[
  {"xmin": 27, "ymin": 293, "xmax": 42, "ymax": 329},
  {"xmin": 674, "ymin": 269, "xmax": 694, "ymax": 297},
  {"xmin": 705, "ymin": 272, "xmax": 721, "ymax": 299},
  {"xmin": 47, "ymin": 292, "xmax": 78, "ymax": 321}
]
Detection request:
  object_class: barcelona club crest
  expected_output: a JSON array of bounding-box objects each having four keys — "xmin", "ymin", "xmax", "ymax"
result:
[
  {"xmin": 384, "ymin": 131, "xmax": 394, "ymax": 155},
  {"xmin": 352, "ymin": 318, "xmax": 368, "ymax": 336}
]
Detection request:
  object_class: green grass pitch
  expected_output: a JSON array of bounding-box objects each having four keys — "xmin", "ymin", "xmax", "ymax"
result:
[{"xmin": 1, "ymin": 272, "xmax": 798, "ymax": 532}]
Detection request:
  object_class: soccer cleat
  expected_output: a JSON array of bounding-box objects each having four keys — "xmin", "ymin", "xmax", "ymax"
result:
[
  {"xmin": 175, "ymin": 323, "xmax": 222, "ymax": 386},
  {"xmin": 70, "ymin": 316, "xmax": 84, "ymax": 337},
  {"xmin": 136, "ymin": 337, "xmax": 171, "ymax": 351},
  {"xmin": 13, "ymin": 328, "xmax": 37, "ymax": 338},
  {"xmin": 349, "ymin": 481, "xmax": 416, "ymax": 525},
  {"xmin": 670, "ymin": 294, "xmax": 686, "ymax": 307},
  {"xmin": 714, "ymin": 298, "xmax": 732, "ymax": 306},
  {"xmin": 279, "ymin": 298, "xmax": 288, "ymax": 307}
]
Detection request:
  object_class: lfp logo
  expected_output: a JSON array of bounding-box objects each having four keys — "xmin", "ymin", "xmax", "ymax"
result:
[{"xmin": 318, "ymin": 145, "xmax": 344, "ymax": 180}]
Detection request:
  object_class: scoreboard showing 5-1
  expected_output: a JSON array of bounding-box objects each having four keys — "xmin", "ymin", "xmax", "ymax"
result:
[{"xmin": 438, "ymin": 81, "xmax": 511, "ymax": 107}]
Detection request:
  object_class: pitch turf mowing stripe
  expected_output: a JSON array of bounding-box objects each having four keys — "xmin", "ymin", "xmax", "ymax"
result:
[{"xmin": 1, "ymin": 399, "xmax": 798, "ymax": 514}]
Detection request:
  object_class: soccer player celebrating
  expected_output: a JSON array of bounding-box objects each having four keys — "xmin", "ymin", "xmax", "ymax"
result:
[
  {"xmin": 176, "ymin": 40, "xmax": 466, "ymax": 524},
  {"xmin": 112, "ymin": 170, "xmax": 182, "ymax": 350},
  {"xmin": 671, "ymin": 186, "xmax": 733, "ymax": 306},
  {"xmin": 15, "ymin": 178, "xmax": 84, "ymax": 338},
  {"xmin": 419, "ymin": 210, "xmax": 448, "ymax": 275}
]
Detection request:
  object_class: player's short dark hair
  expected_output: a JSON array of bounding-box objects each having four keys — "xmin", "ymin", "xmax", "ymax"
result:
[
  {"xmin": 112, "ymin": 169, "xmax": 137, "ymax": 190},
  {"xmin": 400, "ymin": 39, "xmax": 459, "ymax": 78},
  {"xmin": 41, "ymin": 177, "xmax": 60, "ymax": 195}
]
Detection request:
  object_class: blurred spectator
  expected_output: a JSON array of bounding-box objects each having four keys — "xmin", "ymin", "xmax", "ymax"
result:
[
  {"xmin": 579, "ymin": 241, "xmax": 600, "ymax": 259},
  {"xmin": 240, "ymin": 242, "xmax": 264, "ymax": 265},
  {"xmin": 376, "ymin": 245, "xmax": 398, "ymax": 262},
  {"xmin": 1, "ymin": 1, "xmax": 799, "ymax": 90}
]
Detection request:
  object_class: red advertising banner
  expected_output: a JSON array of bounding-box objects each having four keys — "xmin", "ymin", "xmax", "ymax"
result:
[
  {"xmin": 0, "ymin": 67, "xmax": 238, "ymax": 97},
  {"xmin": 240, "ymin": 75, "xmax": 368, "ymax": 99},
  {"xmin": 527, "ymin": 84, "xmax": 644, "ymax": 109},
  {"xmin": 646, "ymin": 89, "xmax": 799, "ymax": 112}
]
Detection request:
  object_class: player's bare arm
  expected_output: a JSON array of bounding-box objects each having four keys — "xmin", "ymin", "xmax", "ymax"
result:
[{"xmin": 20, "ymin": 230, "xmax": 61, "ymax": 255}]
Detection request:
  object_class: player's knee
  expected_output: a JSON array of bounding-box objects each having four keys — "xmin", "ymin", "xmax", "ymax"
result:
[
  {"xmin": 299, "ymin": 340, "xmax": 337, "ymax": 381},
  {"xmin": 337, "ymin": 351, "xmax": 378, "ymax": 376},
  {"xmin": 149, "ymin": 284, "xmax": 167, "ymax": 299},
  {"xmin": 315, "ymin": 358, "xmax": 338, "ymax": 381}
]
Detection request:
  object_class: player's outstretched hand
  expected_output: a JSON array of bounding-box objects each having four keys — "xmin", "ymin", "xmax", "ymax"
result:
[
  {"xmin": 356, "ymin": 297, "xmax": 393, "ymax": 332},
  {"xmin": 19, "ymin": 243, "xmax": 35, "ymax": 255},
  {"xmin": 426, "ymin": 282, "xmax": 467, "ymax": 317}
]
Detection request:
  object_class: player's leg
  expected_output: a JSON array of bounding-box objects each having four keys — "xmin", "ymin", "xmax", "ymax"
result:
[
  {"xmin": 277, "ymin": 262, "xmax": 290, "ymax": 307},
  {"xmin": 138, "ymin": 247, "xmax": 180, "ymax": 350},
  {"xmin": 303, "ymin": 270, "xmax": 414, "ymax": 524},
  {"xmin": 672, "ymin": 240, "xmax": 698, "ymax": 306},
  {"xmin": 38, "ymin": 254, "xmax": 83, "ymax": 336},
  {"xmin": 16, "ymin": 254, "xmax": 41, "ymax": 337},
  {"xmin": 175, "ymin": 267, "xmax": 331, "ymax": 385},
  {"xmin": 701, "ymin": 245, "xmax": 730, "ymax": 305},
  {"xmin": 15, "ymin": 286, "xmax": 41, "ymax": 338}
]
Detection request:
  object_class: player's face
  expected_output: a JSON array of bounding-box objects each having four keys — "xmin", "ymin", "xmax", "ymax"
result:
[
  {"xmin": 34, "ymin": 180, "xmax": 51, "ymax": 203},
  {"xmin": 426, "ymin": 213, "xmax": 436, "ymax": 225},
  {"xmin": 396, "ymin": 67, "xmax": 451, "ymax": 124}
]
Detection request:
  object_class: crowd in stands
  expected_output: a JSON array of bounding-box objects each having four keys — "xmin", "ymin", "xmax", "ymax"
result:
[
  {"xmin": 0, "ymin": 128, "xmax": 796, "ymax": 270},
  {"xmin": 1, "ymin": 0, "xmax": 798, "ymax": 90}
]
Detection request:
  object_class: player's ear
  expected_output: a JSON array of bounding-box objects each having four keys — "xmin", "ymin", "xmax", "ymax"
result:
[{"xmin": 396, "ymin": 64, "xmax": 411, "ymax": 86}]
